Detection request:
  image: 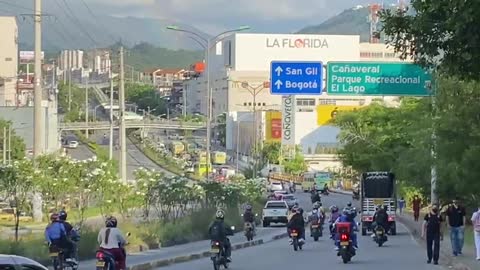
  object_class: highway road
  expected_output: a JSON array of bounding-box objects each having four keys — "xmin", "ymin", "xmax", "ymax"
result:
[{"xmin": 154, "ymin": 193, "xmax": 440, "ymax": 270}]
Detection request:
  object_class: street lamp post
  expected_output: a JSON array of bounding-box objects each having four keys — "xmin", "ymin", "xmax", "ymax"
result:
[{"xmin": 166, "ymin": 25, "xmax": 250, "ymax": 180}]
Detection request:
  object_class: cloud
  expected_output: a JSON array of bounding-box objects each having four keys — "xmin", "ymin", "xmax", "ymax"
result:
[{"xmin": 84, "ymin": 0, "xmax": 393, "ymax": 33}]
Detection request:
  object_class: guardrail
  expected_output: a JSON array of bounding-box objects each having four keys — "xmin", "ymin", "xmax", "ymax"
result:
[{"xmin": 59, "ymin": 120, "xmax": 207, "ymax": 131}]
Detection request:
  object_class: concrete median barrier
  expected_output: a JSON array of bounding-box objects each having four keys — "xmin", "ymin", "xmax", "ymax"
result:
[{"xmin": 126, "ymin": 233, "xmax": 282, "ymax": 270}]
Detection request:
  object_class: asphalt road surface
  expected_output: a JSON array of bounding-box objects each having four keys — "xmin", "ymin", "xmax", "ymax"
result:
[{"xmin": 155, "ymin": 193, "xmax": 440, "ymax": 270}]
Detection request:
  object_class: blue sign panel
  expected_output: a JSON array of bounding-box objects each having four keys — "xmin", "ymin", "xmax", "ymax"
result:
[{"xmin": 270, "ymin": 61, "xmax": 323, "ymax": 95}]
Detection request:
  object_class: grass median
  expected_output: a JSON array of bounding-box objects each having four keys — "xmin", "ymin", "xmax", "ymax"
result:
[{"xmin": 0, "ymin": 206, "xmax": 245, "ymax": 265}]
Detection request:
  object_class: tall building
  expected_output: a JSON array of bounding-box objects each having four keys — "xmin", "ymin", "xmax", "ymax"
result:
[
  {"xmin": 85, "ymin": 49, "xmax": 111, "ymax": 74},
  {"xmin": 58, "ymin": 50, "xmax": 84, "ymax": 71},
  {"xmin": 0, "ymin": 16, "xmax": 18, "ymax": 106}
]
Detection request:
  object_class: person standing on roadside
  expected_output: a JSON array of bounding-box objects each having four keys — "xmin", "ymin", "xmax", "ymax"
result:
[
  {"xmin": 471, "ymin": 206, "xmax": 480, "ymax": 261},
  {"xmin": 446, "ymin": 197, "xmax": 466, "ymax": 256},
  {"xmin": 398, "ymin": 197, "xmax": 406, "ymax": 215},
  {"xmin": 422, "ymin": 204, "xmax": 444, "ymax": 265},
  {"xmin": 413, "ymin": 195, "xmax": 422, "ymax": 221}
]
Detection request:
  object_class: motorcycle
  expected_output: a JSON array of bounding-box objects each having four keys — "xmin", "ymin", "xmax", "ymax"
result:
[
  {"xmin": 95, "ymin": 232, "xmax": 131, "ymax": 270},
  {"xmin": 210, "ymin": 226, "xmax": 235, "ymax": 270},
  {"xmin": 336, "ymin": 223, "xmax": 356, "ymax": 264},
  {"xmin": 49, "ymin": 227, "xmax": 81, "ymax": 270},
  {"xmin": 244, "ymin": 222, "xmax": 254, "ymax": 241},
  {"xmin": 290, "ymin": 229, "xmax": 303, "ymax": 251},
  {"xmin": 240, "ymin": 213, "xmax": 257, "ymax": 241},
  {"xmin": 352, "ymin": 190, "xmax": 360, "ymax": 200},
  {"xmin": 310, "ymin": 222, "xmax": 323, "ymax": 241},
  {"xmin": 373, "ymin": 226, "xmax": 387, "ymax": 247},
  {"xmin": 321, "ymin": 189, "xmax": 329, "ymax": 196}
]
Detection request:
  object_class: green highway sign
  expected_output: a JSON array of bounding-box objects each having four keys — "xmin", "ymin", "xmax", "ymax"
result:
[{"xmin": 327, "ymin": 62, "xmax": 433, "ymax": 96}]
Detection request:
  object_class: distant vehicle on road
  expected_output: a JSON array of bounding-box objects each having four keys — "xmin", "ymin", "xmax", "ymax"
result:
[
  {"xmin": 211, "ymin": 151, "xmax": 227, "ymax": 165},
  {"xmin": 268, "ymin": 181, "xmax": 284, "ymax": 192},
  {"xmin": 262, "ymin": 200, "xmax": 289, "ymax": 227},
  {"xmin": 67, "ymin": 141, "xmax": 79, "ymax": 149},
  {"xmin": 282, "ymin": 194, "xmax": 298, "ymax": 209}
]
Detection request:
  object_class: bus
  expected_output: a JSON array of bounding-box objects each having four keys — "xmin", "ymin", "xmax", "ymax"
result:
[
  {"xmin": 211, "ymin": 151, "xmax": 227, "ymax": 165},
  {"xmin": 193, "ymin": 162, "xmax": 214, "ymax": 177},
  {"xmin": 169, "ymin": 141, "xmax": 185, "ymax": 156},
  {"xmin": 314, "ymin": 171, "xmax": 332, "ymax": 191},
  {"xmin": 302, "ymin": 172, "xmax": 315, "ymax": 192}
]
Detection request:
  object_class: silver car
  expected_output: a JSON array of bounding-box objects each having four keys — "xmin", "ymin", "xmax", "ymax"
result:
[
  {"xmin": 0, "ymin": 255, "xmax": 49, "ymax": 270},
  {"xmin": 282, "ymin": 194, "xmax": 298, "ymax": 209}
]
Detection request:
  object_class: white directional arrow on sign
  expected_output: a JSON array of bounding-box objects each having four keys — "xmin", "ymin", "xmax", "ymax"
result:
[
  {"xmin": 274, "ymin": 80, "xmax": 283, "ymax": 89},
  {"xmin": 275, "ymin": 66, "xmax": 283, "ymax": 76}
]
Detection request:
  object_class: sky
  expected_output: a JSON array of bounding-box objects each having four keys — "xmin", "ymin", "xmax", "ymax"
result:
[{"xmin": 85, "ymin": 0, "xmax": 400, "ymax": 34}]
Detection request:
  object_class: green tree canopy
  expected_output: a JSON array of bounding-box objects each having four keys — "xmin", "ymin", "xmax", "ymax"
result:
[{"xmin": 381, "ymin": 0, "xmax": 480, "ymax": 79}]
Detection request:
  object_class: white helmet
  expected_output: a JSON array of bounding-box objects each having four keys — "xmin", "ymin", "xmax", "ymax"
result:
[
  {"xmin": 215, "ymin": 209, "xmax": 225, "ymax": 219},
  {"xmin": 312, "ymin": 209, "xmax": 318, "ymax": 214}
]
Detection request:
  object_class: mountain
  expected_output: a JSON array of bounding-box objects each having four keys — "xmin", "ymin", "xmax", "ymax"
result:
[
  {"xmin": 297, "ymin": 2, "xmax": 401, "ymax": 42},
  {"xmin": 125, "ymin": 43, "xmax": 202, "ymax": 70},
  {"xmin": 297, "ymin": 7, "xmax": 371, "ymax": 41},
  {"xmin": 0, "ymin": 2, "xmax": 207, "ymax": 52}
]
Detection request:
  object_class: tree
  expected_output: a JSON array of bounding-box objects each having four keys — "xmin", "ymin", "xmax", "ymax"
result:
[
  {"xmin": 381, "ymin": 0, "xmax": 480, "ymax": 80},
  {"xmin": 0, "ymin": 120, "xmax": 26, "ymax": 161},
  {"xmin": 260, "ymin": 142, "xmax": 281, "ymax": 165},
  {"xmin": 125, "ymin": 83, "xmax": 167, "ymax": 116},
  {"xmin": 283, "ymin": 146, "xmax": 307, "ymax": 175},
  {"xmin": 0, "ymin": 160, "xmax": 35, "ymax": 241}
]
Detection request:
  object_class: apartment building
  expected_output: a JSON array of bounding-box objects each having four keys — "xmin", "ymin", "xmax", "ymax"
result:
[{"xmin": 0, "ymin": 16, "xmax": 18, "ymax": 106}]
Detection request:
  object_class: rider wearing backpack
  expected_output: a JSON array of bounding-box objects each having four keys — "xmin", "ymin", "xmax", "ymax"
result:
[
  {"xmin": 471, "ymin": 206, "xmax": 480, "ymax": 260},
  {"xmin": 209, "ymin": 210, "xmax": 234, "ymax": 262},
  {"xmin": 422, "ymin": 204, "xmax": 444, "ymax": 265}
]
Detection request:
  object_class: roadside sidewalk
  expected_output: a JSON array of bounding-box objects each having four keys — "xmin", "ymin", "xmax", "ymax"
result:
[
  {"xmin": 398, "ymin": 212, "xmax": 476, "ymax": 270},
  {"xmin": 78, "ymin": 228, "xmax": 287, "ymax": 270}
]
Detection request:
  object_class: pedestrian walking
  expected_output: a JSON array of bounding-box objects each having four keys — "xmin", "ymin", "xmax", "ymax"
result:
[
  {"xmin": 398, "ymin": 197, "xmax": 406, "ymax": 215},
  {"xmin": 412, "ymin": 195, "xmax": 422, "ymax": 221},
  {"xmin": 470, "ymin": 205, "xmax": 480, "ymax": 260},
  {"xmin": 446, "ymin": 197, "xmax": 466, "ymax": 256},
  {"xmin": 422, "ymin": 204, "xmax": 444, "ymax": 265}
]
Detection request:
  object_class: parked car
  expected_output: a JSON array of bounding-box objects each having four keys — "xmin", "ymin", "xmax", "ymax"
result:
[{"xmin": 0, "ymin": 255, "xmax": 48, "ymax": 270}]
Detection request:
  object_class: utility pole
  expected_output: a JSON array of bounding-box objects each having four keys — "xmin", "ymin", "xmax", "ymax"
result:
[
  {"xmin": 205, "ymin": 39, "xmax": 212, "ymax": 181},
  {"xmin": 119, "ymin": 47, "xmax": 127, "ymax": 183},
  {"xmin": 32, "ymin": 0, "xmax": 45, "ymax": 224},
  {"xmin": 109, "ymin": 65, "xmax": 114, "ymax": 160},
  {"xmin": 85, "ymin": 77, "xmax": 89, "ymax": 139},
  {"xmin": 33, "ymin": 0, "xmax": 44, "ymax": 158},
  {"xmin": 68, "ymin": 69, "xmax": 72, "ymax": 110},
  {"xmin": 2, "ymin": 126, "xmax": 6, "ymax": 165},
  {"xmin": 7, "ymin": 125, "xmax": 11, "ymax": 164}
]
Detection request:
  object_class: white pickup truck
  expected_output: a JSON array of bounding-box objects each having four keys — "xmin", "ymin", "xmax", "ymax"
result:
[{"xmin": 262, "ymin": 200, "xmax": 289, "ymax": 227}]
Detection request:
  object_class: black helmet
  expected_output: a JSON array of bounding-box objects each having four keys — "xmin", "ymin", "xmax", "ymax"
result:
[
  {"xmin": 347, "ymin": 202, "xmax": 352, "ymax": 207},
  {"xmin": 106, "ymin": 216, "xmax": 118, "ymax": 228},
  {"xmin": 58, "ymin": 210, "xmax": 67, "ymax": 221}
]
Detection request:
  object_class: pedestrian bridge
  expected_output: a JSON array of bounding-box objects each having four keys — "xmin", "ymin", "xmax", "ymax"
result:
[{"xmin": 59, "ymin": 120, "xmax": 207, "ymax": 131}]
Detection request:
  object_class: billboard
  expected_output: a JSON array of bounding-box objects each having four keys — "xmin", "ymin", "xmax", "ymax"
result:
[
  {"xmin": 19, "ymin": 51, "xmax": 44, "ymax": 64},
  {"xmin": 316, "ymin": 104, "xmax": 362, "ymax": 126},
  {"xmin": 281, "ymin": 96, "xmax": 296, "ymax": 145},
  {"xmin": 265, "ymin": 111, "xmax": 281, "ymax": 142}
]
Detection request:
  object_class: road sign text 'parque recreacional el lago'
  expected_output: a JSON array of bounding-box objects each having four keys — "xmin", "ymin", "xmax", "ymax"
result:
[{"xmin": 327, "ymin": 62, "xmax": 433, "ymax": 96}]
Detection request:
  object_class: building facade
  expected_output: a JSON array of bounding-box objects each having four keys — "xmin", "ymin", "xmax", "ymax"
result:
[
  {"xmin": 0, "ymin": 16, "xmax": 18, "ymax": 106},
  {"xmin": 182, "ymin": 33, "xmax": 412, "ymax": 154},
  {"xmin": 58, "ymin": 50, "xmax": 84, "ymax": 71}
]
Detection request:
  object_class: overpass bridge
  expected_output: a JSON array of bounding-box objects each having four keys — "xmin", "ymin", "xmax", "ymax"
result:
[
  {"xmin": 304, "ymin": 154, "xmax": 342, "ymax": 171},
  {"xmin": 59, "ymin": 120, "xmax": 207, "ymax": 131}
]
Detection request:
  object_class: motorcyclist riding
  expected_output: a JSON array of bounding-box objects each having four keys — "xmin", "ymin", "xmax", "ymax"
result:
[
  {"xmin": 287, "ymin": 207, "xmax": 306, "ymax": 244},
  {"xmin": 58, "ymin": 210, "xmax": 79, "ymax": 263},
  {"xmin": 243, "ymin": 204, "xmax": 256, "ymax": 235},
  {"xmin": 329, "ymin": 205, "xmax": 341, "ymax": 238},
  {"xmin": 209, "ymin": 210, "xmax": 234, "ymax": 262},
  {"xmin": 45, "ymin": 213, "xmax": 73, "ymax": 260},
  {"xmin": 98, "ymin": 216, "xmax": 127, "ymax": 270},
  {"xmin": 311, "ymin": 190, "xmax": 321, "ymax": 204},
  {"xmin": 372, "ymin": 205, "xmax": 389, "ymax": 236},
  {"xmin": 333, "ymin": 208, "xmax": 358, "ymax": 250}
]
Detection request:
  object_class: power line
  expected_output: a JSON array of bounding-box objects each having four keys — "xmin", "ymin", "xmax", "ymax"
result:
[
  {"xmin": 78, "ymin": 0, "xmax": 118, "ymax": 42},
  {"xmin": 54, "ymin": 0, "xmax": 97, "ymax": 47},
  {"xmin": 0, "ymin": 0, "xmax": 32, "ymax": 12}
]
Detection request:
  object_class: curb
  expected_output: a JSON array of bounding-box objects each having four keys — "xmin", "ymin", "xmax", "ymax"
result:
[
  {"xmin": 397, "ymin": 216, "xmax": 472, "ymax": 270},
  {"xmin": 126, "ymin": 233, "xmax": 284, "ymax": 270},
  {"xmin": 330, "ymin": 189, "xmax": 353, "ymax": 195}
]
